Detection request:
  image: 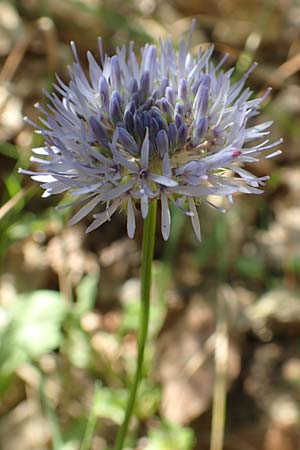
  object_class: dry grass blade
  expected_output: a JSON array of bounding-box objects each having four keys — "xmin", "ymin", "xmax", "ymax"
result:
[
  {"xmin": 0, "ymin": 186, "xmax": 33, "ymax": 221},
  {"xmin": 268, "ymin": 53, "xmax": 300, "ymax": 87},
  {"xmin": 210, "ymin": 286, "xmax": 230, "ymax": 450},
  {"xmin": 0, "ymin": 28, "xmax": 32, "ymax": 84}
]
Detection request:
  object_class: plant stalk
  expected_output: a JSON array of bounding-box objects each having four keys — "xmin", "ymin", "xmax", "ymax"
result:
[{"xmin": 113, "ymin": 200, "xmax": 157, "ymax": 450}]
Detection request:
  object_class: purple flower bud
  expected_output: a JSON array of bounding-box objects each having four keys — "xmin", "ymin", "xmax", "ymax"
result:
[
  {"xmin": 142, "ymin": 110, "xmax": 150, "ymax": 128},
  {"xmin": 99, "ymin": 76, "xmax": 109, "ymax": 111},
  {"xmin": 143, "ymin": 44, "xmax": 157, "ymax": 72},
  {"xmin": 178, "ymin": 123, "xmax": 188, "ymax": 145},
  {"xmin": 161, "ymin": 98, "xmax": 174, "ymax": 122},
  {"xmin": 144, "ymin": 97, "xmax": 154, "ymax": 110},
  {"xmin": 129, "ymin": 78, "xmax": 138, "ymax": 94},
  {"xmin": 151, "ymin": 88, "xmax": 160, "ymax": 100},
  {"xmin": 175, "ymin": 113, "xmax": 184, "ymax": 129},
  {"xmin": 118, "ymin": 126, "xmax": 139, "ymax": 155},
  {"xmin": 125, "ymin": 100, "xmax": 136, "ymax": 115},
  {"xmin": 155, "ymin": 99, "xmax": 162, "ymax": 110},
  {"xmin": 109, "ymin": 91, "xmax": 122, "ymax": 124},
  {"xmin": 111, "ymin": 55, "xmax": 121, "ymax": 90},
  {"xmin": 199, "ymin": 87, "xmax": 210, "ymax": 117},
  {"xmin": 150, "ymin": 117, "xmax": 159, "ymax": 144},
  {"xmin": 194, "ymin": 75, "xmax": 211, "ymax": 118},
  {"xmin": 140, "ymin": 70, "xmax": 150, "ymax": 97},
  {"xmin": 168, "ymin": 123, "xmax": 178, "ymax": 149},
  {"xmin": 131, "ymin": 91, "xmax": 140, "ymax": 108},
  {"xmin": 156, "ymin": 129, "xmax": 169, "ymax": 158},
  {"xmin": 160, "ymin": 77, "xmax": 169, "ymax": 96},
  {"xmin": 175, "ymin": 102, "xmax": 183, "ymax": 116},
  {"xmin": 134, "ymin": 112, "xmax": 145, "ymax": 142},
  {"xmin": 194, "ymin": 117, "xmax": 208, "ymax": 144},
  {"xmin": 124, "ymin": 110, "xmax": 134, "ymax": 134},
  {"xmin": 165, "ymin": 86, "xmax": 174, "ymax": 105},
  {"xmin": 151, "ymin": 108, "xmax": 167, "ymax": 131},
  {"xmin": 89, "ymin": 116, "xmax": 109, "ymax": 147},
  {"xmin": 178, "ymin": 79, "xmax": 188, "ymax": 103}
]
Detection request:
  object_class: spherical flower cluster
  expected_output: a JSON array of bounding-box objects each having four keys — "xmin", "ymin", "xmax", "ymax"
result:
[{"xmin": 21, "ymin": 30, "xmax": 282, "ymax": 240}]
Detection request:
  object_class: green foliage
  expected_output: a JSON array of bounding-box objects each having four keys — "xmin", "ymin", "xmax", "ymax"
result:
[
  {"xmin": 75, "ymin": 273, "xmax": 99, "ymax": 317},
  {"xmin": 235, "ymin": 255, "xmax": 266, "ymax": 280},
  {"xmin": 134, "ymin": 379, "xmax": 161, "ymax": 420},
  {"xmin": 63, "ymin": 326, "xmax": 93, "ymax": 369},
  {"xmin": 285, "ymin": 256, "xmax": 300, "ymax": 275},
  {"xmin": 80, "ymin": 382, "xmax": 103, "ymax": 450},
  {"xmin": 63, "ymin": 273, "xmax": 99, "ymax": 368},
  {"xmin": 0, "ymin": 272, "xmax": 99, "ymax": 389},
  {"xmin": 94, "ymin": 386, "xmax": 128, "ymax": 425},
  {"xmin": 0, "ymin": 290, "xmax": 66, "ymax": 392},
  {"xmin": 194, "ymin": 210, "xmax": 230, "ymax": 278},
  {"xmin": 144, "ymin": 422, "xmax": 195, "ymax": 450},
  {"xmin": 120, "ymin": 287, "xmax": 166, "ymax": 339},
  {"xmin": 0, "ymin": 141, "xmax": 19, "ymax": 160}
]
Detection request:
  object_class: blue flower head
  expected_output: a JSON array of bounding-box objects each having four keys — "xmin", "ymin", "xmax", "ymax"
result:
[{"xmin": 21, "ymin": 25, "xmax": 282, "ymax": 240}]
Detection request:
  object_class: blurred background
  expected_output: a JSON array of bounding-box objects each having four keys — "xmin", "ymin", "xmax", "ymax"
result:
[{"xmin": 0, "ymin": 1, "xmax": 300, "ymax": 449}]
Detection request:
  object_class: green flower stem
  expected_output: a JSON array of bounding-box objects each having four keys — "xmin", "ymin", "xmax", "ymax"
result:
[{"xmin": 113, "ymin": 200, "xmax": 158, "ymax": 450}]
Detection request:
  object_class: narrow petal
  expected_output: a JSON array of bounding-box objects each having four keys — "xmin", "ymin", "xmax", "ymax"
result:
[
  {"xmin": 118, "ymin": 126, "xmax": 139, "ymax": 155},
  {"xmin": 101, "ymin": 179, "xmax": 135, "ymax": 202},
  {"xmin": 140, "ymin": 128, "xmax": 149, "ymax": 169},
  {"xmin": 139, "ymin": 70, "xmax": 150, "ymax": 97},
  {"xmin": 109, "ymin": 91, "xmax": 122, "ymax": 124},
  {"xmin": 168, "ymin": 123, "xmax": 178, "ymax": 149},
  {"xmin": 68, "ymin": 194, "xmax": 102, "ymax": 225},
  {"xmin": 31, "ymin": 174, "xmax": 57, "ymax": 183},
  {"xmin": 127, "ymin": 197, "xmax": 136, "ymax": 239},
  {"xmin": 188, "ymin": 197, "xmax": 201, "ymax": 241},
  {"xmin": 141, "ymin": 193, "xmax": 149, "ymax": 219},
  {"xmin": 109, "ymin": 142, "xmax": 138, "ymax": 172},
  {"xmin": 86, "ymin": 199, "xmax": 121, "ymax": 233},
  {"xmin": 168, "ymin": 185, "xmax": 236, "ymax": 196},
  {"xmin": 110, "ymin": 55, "xmax": 121, "ymax": 90},
  {"xmin": 162, "ymin": 152, "xmax": 172, "ymax": 178},
  {"xmin": 149, "ymin": 173, "xmax": 178, "ymax": 187},
  {"xmin": 99, "ymin": 76, "xmax": 109, "ymax": 111},
  {"xmin": 177, "ymin": 123, "xmax": 188, "ymax": 145},
  {"xmin": 156, "ymin": 129, "xmax": 169, "ymax": 158},
  {"xmin": 161, "ymin": 192, "xmax": 171, "ymax": 240},
  {"xmin": 32, "ymin": 146, "xmax": 51, "ymax": 155},
  {"xmin": 89, "ymin": 116, "xmax": 109, "ymax": 147}
]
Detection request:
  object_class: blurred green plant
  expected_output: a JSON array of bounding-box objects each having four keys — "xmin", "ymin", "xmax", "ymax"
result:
[
  {"xmin": 235, "ymin": 255, "xmax": 266, "ymax": 281},
  {"xmin": 0, "ymin": 290, "xmax": 67, "ymax": 393},
  {"xmin": 144, "ymin": 421, "xmax": 195, "ymax": 450}
]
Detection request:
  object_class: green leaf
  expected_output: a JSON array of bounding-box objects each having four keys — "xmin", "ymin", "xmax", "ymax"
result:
[
  {"xmin": 64, "ymin": 327, "xmax": 92, "ymax": 369},
  {"xmin": 94, "ymin": 386, "xmax": 127, "ymax": 424},
  {"xmin": 144, "ymin": 422, "xmax": 195, "ymax": 450},
  {"xmin": 4, "ymin": 172, "xmax": 22, "ymax": 198},
  {"xmin": 75, "ymin": 273, "xmax": 99, "ymax": 317},
  {"xmin": 0, "ymin": 290, "xmax": 67, "ymax": 377},
  {"xmin": 0, "ymin": 141, "xmax": 19, "ymax": 159},
  {"xmin": 135, "ymin": 379, "xmax": 160, "ymax": 420}
]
